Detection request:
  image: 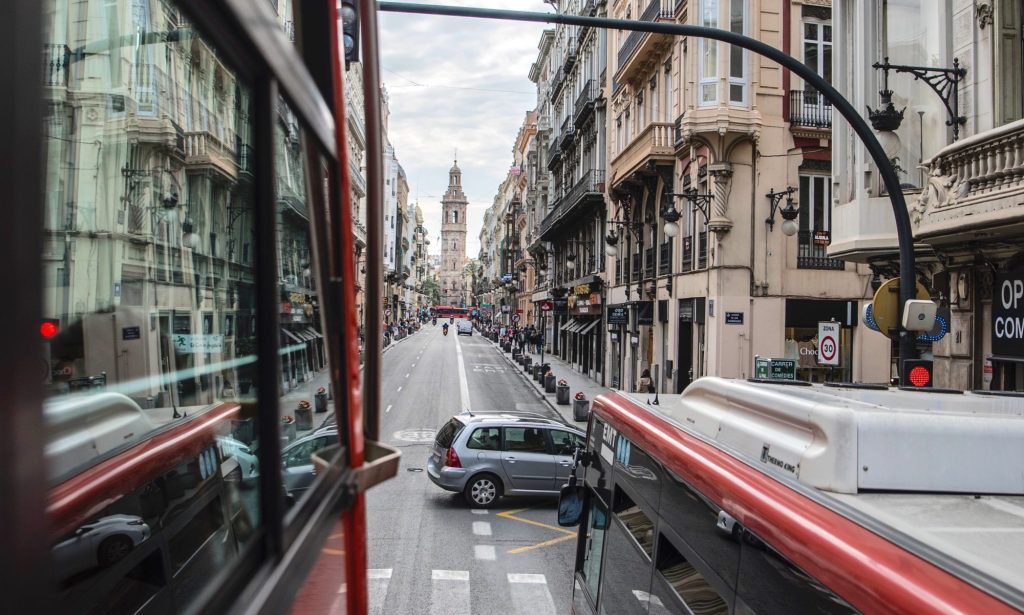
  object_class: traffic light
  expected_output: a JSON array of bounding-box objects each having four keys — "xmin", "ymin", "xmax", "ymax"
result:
[
  {"xmin": 340, "ymin": 0, "xmax": 359, "ymax": 67},
  {"xmin": 902, "ymin": 360, "xmax": 933, "ymax": 388},
  {"xmin": 41, "ymin": 318, "xmax": 60, "ymax": 339}
]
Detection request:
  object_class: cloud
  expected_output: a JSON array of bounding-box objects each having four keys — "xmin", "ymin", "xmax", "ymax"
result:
[{"xmin": 379, "ymin": 0, "xmax": 552, "ymax": 258}]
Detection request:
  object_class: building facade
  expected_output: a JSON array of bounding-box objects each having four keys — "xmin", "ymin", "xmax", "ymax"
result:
[{"xmin": 831, "ymin": 0, "xmax": 1024, "ymax": 391}]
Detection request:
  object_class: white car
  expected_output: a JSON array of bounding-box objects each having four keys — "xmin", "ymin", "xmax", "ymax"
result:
[
  {"xmin": 217, "ymin": 436, "xmax": 259, "ymax": 482},
  {"xmin": 52, "ymin": 514, "xmax": 151, "ymax": 582},
  {"xmin": 457, "ymin": 320, "xmax": 473, "ymax": 336}
]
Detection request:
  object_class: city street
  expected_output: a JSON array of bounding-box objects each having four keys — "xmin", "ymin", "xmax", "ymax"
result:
[{"xmin": 366, "ymin": 321, "xmax": 576, "ymax": 615}]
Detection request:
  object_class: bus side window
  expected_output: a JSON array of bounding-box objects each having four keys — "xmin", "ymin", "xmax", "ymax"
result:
[
  {"xmin": 654, "ymin": 532, "xmax": 729, "ymax": 615},
  {"xmin": 735, "ymin": 529, "xmax": 860, "ymax": 614},
  {"xmin": 597, "ymin": 499, "xmax": 656, "ymax": 615},
  {"xmin": 578, "ymin": 495, "xmax": 608, "ymax": 607},
  {"xmin": 613, "ymin": 485, "xmax": 654, "ymax": 557}
]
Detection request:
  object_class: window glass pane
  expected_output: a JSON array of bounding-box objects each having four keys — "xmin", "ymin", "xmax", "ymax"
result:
[
  {"xmin": 799, "ymin": 175, "xmax": 811, "ymax": 232},
  {"xmin": 580, "ymin": 496, "xmax": 609, "ymax": 602},
  {"xmin": 467, "ymin": 427, "xmax": 501, "ymax": 450},
  {"xmin": 550, "ymin": 430, "xmax": 582, "ymax": 455},
  {"xmin": 805, "ymin": 23, "xmax": 818, "ymax": 39},
  {"xmin": 823, "ymin": 24, "xmax": 832, "ymax": 42},
  {"xmin": 814, "ymin": 176, "xmax": 826, "ymax": 230},
  {"xmin": 804, "ymin": 42, "xmax": 819, "ymax": 74},
  {"xmin": 503, "ymin": 427, "xmax": 549, "ymax": 453},
  {"xmin": 42, "ymin": 4, "xmax": 260, "ymax": 611},
  {"xmin": 614, "ymin": 486, "xmax": 655, "ymax": 557},
  {"xmin": 656, "ymin": 533, "xmax": 728, "ymax": 614},
  {"xmin": 599, "ymin": 517, "xmax": 655, "ymax": 615},
  {"xmin": 737, "ymin": 530, "xmax": 859, "ymax": 614},
  {"xmin": 729, "ymin": 84, "xmax": 745, "ymax": 103}
]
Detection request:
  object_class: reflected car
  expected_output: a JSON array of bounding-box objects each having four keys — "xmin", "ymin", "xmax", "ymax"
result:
[
  {"xmin": 456, "ymin": 320, "xmax": 473, "ymax": 336},
  {"xmin": 52, "ymin": 514, "xmax": 151, "ymax": 582},
  {"xmin": 427, "ymin": 412, "xmax": 585, "ymax": 508},
  {"xmin": 217, "ymin": 436, "xmax": 259, "ymax": 483},
  {"xmin": 281, "ymin": 429, "xmax": 337, "ymax": 497}
]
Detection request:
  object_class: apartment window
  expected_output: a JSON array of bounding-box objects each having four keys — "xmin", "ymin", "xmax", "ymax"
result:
[
  {"xmin": 798, "ymin": 174, "xmax": 830, "ymax": 234},
  {"xmin": 728, "ymin": 0, "xmax": 748, "ymax": 104},
  {"xmin": 802, "ymin": 18, "xmax": 832, "ymax": 85},
  {"xmin": 698, "ymin": 0, "xmax": 719, "ymax": 105},
  {"xmin": 636, "ymin": 93, "xmax": 645, "ymax": 128},
  {"xmin": 664, "ymin": 63, "xmax": 673, "ymax": 121},
  {"xmin": 650, "ymin": 77, "xmax": 659, "ymax": 122}
]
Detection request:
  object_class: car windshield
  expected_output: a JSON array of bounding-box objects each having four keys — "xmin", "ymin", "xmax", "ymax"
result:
[{"xmin": 434, "ymin": 418, "xmax": 464, "ymax": 448}]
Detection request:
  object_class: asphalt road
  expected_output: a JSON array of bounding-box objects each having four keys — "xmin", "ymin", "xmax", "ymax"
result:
[{"xmin": 366, "ymin": 321, "xmax": 576, "ymax": 615}]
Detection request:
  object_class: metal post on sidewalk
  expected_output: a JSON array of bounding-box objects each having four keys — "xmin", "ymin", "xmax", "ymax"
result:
[{"xmin": 540, "ymin": 311, "xmax": 546, "ymax": 368}]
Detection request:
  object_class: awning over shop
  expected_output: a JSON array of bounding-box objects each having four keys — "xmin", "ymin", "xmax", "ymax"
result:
[
  {"xmin": 281, "ymin": 328, "xmax": 305, "ymax": 345},
  {"xmin": 560, "ymin": 318, "xmax": 579, "ymax": 332},
  {"xmin": 304, "ymin": 327, "xmax": 324, "ymax": 339},
  {"xmin": 567, "ymin": 320, "xmax": 586, "ymax": 333},
  {"xmin": 578, "ymin": 319, "xmax": 601, "ymax": 335}
]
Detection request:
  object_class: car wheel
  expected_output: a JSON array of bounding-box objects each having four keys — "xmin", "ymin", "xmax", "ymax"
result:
[
  {"xmin": 97, "ymin": 535, "xmax": 133, "ymax": 567},
  {"xmin": 464, "ymin": 473, "xmax": 502, "ymax": 508}
]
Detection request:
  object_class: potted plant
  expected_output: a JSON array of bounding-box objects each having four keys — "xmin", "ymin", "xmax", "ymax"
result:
[
  {"xmin": 295, "ymin": 400, "xmax": 313, "ymax": 431},
  {"xmin": 556, "ymin": 379, "xmax": 570, "ymax": 405},
  {"xmin": 573, "ymin": 391, "xmax": 590, "ymax": 421},
  {"xmin": 281, "ymin": 415, "xmax": 297, "ymax": 443}
]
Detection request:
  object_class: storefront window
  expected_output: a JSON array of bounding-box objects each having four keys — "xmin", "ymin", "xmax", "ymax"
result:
[{"xmin": 784, "ymin": 326, "xmax": 852, "ymax": 382}]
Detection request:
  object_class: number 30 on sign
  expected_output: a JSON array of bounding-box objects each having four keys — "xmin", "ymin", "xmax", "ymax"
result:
[{"xmin": 818, "ymin": 321, "xmax": 840, "ymax": 366}]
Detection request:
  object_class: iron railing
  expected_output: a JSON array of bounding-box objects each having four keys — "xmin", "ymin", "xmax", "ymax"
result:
[
  {"xmin": 797, "ymin": 230, "xmax": 845, "ymax": 270},
  {"xmin": 537, "ymin": 170, "xmax": 604, "ymax": 239},
  {"xmin": 680, "ymin": 236, "xmax": 693, "ymax": 272},
  {"xmin": 44, "ymin": 44, "xmax": 70, "ymax": 87},
  {"xmin": 644, "ymin": 246, "xmax": 655, "ymax": 278},
  {"xmin": 789, "ymin": 90, "xmax": 832, "ymax": 129},
  {"xmin": 658, "ymin": 241, "xmax": 672, "ymax": 275},
  {"xmin": 616, "ymin": 0, "xmax": 671, "ymax": 70},
  {"xmin": 550, "ymin": 69, "xmax": 567, "ymax": 101},
  {"xmin": 560, "ymin": 116, "xmax": 576, "ymax": 149},
  {"xmin": 574, "ymin": 79, "xmax": 596, "ymax": 127},
  {"xmin": 547, "ymin": 136, "xmax": 562, "ymax": 170}
]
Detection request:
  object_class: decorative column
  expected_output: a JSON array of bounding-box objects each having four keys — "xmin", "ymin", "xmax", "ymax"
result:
[{"xmin": 707, "ymin": 161, "xmax": 734, "ymax": 235}]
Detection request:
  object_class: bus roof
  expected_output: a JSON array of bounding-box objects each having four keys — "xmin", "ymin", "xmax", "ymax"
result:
[{"xmin": 606, "ymin": 380, "xmax": 1024, "ymax": 607}]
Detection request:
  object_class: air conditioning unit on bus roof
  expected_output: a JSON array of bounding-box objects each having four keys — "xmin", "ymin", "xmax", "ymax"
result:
[{"xmin": 669, "ymin": 378, "xmax": 1024, "ymax": 495}]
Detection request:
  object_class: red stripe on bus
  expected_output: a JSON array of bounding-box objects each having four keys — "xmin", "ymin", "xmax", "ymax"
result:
[
  {"xmin": 47, "ymin": 402, "xmax": 240, "ymax": 539},
  {"xmin": 593, "ymin": 392, "xmax": 1017, "ymax": 615}
]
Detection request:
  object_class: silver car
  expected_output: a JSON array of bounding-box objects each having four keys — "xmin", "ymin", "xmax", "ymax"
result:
[
  {"xmin": 426, "ymin": 413, "xmax": 585, "ymax": 508},
  {"xmin": 281, "ymin": 429, "xmax": 337, "ymax": 497}
]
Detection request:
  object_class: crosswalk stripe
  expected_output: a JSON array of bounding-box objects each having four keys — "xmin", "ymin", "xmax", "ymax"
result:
[
  {"xmin": 431, "ymin": 569, "xmax": 471, "ymax": 615},
  {"xmin": 368, "ymin": 569, "xmax": 392, "ymax": 615},
  {"xmin": 508, "ymin": 573, "xmax": 556, "ymax": 615},
  {"xmin": 472, "ymin": 521, "xmax": 492, "ymax": 536},
  {"xmin": 470, "ymin": 509, "xmax": 489, "ymax": 515},
  {"xmin": 474, "ymin": 545, "xmax": 496, "ymax": 560}
]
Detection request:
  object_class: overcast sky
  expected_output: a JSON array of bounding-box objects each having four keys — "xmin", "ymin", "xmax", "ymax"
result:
[{"xmin": 379, "ymin": 0, "xmax": 553, "ymax": 258}]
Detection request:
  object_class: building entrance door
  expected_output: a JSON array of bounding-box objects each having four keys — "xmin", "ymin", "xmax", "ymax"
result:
[{"xmin": 677, "ymin": 322, "xmax": 693, "ymax": 393}]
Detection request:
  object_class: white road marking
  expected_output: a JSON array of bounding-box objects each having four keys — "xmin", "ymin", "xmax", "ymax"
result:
[
  {"xmin": 397, "ymin": 386, "xmax": 402, "ymax": 392},
  {"xmin": 455, "ymin": 335, "xmax": 472, "ymax": 413},
  {"xmin": 385, "ymin": 404, "xmax": 393, "ymax": 414},
  {"xmin": 470, "ymin": 509, "xmax": 489, "ymax": 515},
  {"xmin": 472, "ymin": 521, "xmax": 492, "ymax": 536},
  {"xmin": 432, "ymin": 569, "xmax": 470, "ymax": 581},
  {"xmin": 431, "ymin": 569, "xmax": 471, "ymax": 614},
  {"xmin": 405, "ymin": 373, "xmax": 410, "ymax": 378},
  {"xmin": 368, "ymin": 569, "xmax": 392, "ymax": 615},
  {"xmin": 412, "ymin": 363, "xmax": 416, "ymax": 367},
  {"xmin": 474, "ymin": 545, "xmax": 496, "ymax": 560},
  {"xmin": 508, "ymin": 573, "xmax": 556, "ymax": 615}
]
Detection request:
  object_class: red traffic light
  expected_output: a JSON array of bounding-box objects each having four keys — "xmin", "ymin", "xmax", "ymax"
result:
[
  {"xmin": 40, "ymin": 319, "xmax": 60, "ymax": 339},
  {"xmin": 903, "ymin": 360, "xmax": 933, "ymax": 388}
]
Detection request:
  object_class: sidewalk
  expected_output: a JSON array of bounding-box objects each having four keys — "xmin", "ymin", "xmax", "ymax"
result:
[{"xmin": 487, "ymin": 335, "xmax": 612, "ymax": 425}]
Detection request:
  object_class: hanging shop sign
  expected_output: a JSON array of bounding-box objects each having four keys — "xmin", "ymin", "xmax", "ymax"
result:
[
  {"xmin": 993, "ymin": 265, "xmax": 1024, "ymax": 358},
  {"xmin": 608, "ymin": 305, "xmax": 628, "ymax": 325}
]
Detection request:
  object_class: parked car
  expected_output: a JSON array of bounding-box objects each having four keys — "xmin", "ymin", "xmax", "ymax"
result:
[
  {"xmin": 281, "ymin": 429, "xmax": 337, "ymax": 497},
  {"xmin": 426, "ymin": 412, "xmax": 585, "ymax": 508},
  {"xmin": 456, "ymin": 320, "xmax": 473, "ymax": 336},
  {"xmin": 52, "ymin": 514, "xmax": 151, "ymax": 583},
  {"xmin": 217, "ymin": 436, "xmax": 259, "ymax": 483}
]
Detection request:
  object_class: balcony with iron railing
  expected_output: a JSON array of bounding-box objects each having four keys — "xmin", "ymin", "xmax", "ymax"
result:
[
  {"xmin": 562, "ymin": 38, "xmax": 578, "ymax": 73},
  {"xmin": 789, "ymin": 90, "xmax": 832, "ymax": 130},
  {"xmin": 560, "ymin": 116, "xmax": 576, "ymax": 149},
  {"xmin": 185, "ymin": 130, "xmax": 238, "ymax": 179},
  {"xmin": 44, "ymin": 44, "xmax": 70, "ymax": 88},
  {"xmin": 644, "ymin": 246, "xmax": 655, "ymax": 279},
  {"xmin": 797, "ymin": 230, "xmax": 845, "ymax": 270},
  {"xmin": 573, "ymin": 79, "xmax": 596, "ymax": 128},
  {"xmin": 658, "ymin": 241, "xmax": 672, "ymax": 275},
  {"xmin": 550, "ymin": 68, "xmax": 567, "ymax": 101},
  {"xmin": 615, "ymin": 0, "xmax": 675, "ymax": 83},
  {"xmin": 538, "ymin": 170, "xmax": 605, "ymax": 240},
  {"xmin": 547, "ymin": 136, "xmax": 562, "ymax": 170},
  {"xmin": 680, "ymin": 236, "xmax": 693, "ymax": 272}
]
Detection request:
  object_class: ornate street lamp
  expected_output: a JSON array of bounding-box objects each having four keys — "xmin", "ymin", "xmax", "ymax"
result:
[
  {"xmin": 661, "ymin": 188, "xmax": 712, "ymax": 238},
  {"xmin": 765, "ymin": 187, "xmax": 800, "ymax": 236}
]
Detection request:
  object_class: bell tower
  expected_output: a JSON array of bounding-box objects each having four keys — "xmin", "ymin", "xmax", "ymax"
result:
[{"xmin": 440, "ymin": 160, "xmax": 468, "ymax": 307}]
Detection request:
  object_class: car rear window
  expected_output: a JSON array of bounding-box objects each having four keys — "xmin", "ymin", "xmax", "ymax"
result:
[{"xmin": 435, "ymin": 418, "xmax": 465, "ymax": 448}]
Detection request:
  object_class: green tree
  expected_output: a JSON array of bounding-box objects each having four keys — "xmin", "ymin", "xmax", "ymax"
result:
[{"xmin": 420, "ymin": 278, "xmax": 441, "ymax": 304}]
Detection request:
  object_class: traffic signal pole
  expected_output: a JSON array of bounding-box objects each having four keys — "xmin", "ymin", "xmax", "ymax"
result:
[{"xmin": 377, "ymin": 1, "xmax": 919, "ymax": 379}]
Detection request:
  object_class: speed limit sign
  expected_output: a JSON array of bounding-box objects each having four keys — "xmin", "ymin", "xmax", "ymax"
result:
[
  {"xmin": 818, "ymin": 321, "xmax": 839, "ymax": 366},
  {"xmin": 511, "ymin": 314, "xmax": 521, "ymax": 323}
]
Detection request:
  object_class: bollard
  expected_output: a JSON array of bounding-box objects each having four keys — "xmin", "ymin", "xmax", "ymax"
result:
[
  {"xmin": 315, "ymin": 388, "xmax": 328, "ymax": 413},
  {"xmin": 573, "ymin": 397, "xmax": 590, "ymax": 421},
  {"xmin": 544, "ymin": 372, "xmax": 556, "ymax": 393},
  {"xmin": 523, "ymin": 357, "xmax": 532, "ymax": 372},
  {"xmin": 295, "ymin": 401, "xmax": 313, "ymax": 431}
]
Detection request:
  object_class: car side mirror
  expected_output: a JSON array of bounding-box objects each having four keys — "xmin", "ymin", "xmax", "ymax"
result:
[{"xmin": 558, "ymin": 484, "xmax": 585, "ymax": 527}]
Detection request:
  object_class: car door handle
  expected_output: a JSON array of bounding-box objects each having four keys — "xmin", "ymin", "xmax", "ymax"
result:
[
  {"xmin": 505, "ymin": 457, "xmax": 516, "ymax": 463},
  {"xmin": 559, "ymin": 461, "xmax": 571, "ymax": 466}
]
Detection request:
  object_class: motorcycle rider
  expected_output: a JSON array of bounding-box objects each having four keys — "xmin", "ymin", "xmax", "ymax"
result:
[{"xmin": 442, "ymin": 322, "xmax": 449, "ymax": 335}]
